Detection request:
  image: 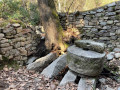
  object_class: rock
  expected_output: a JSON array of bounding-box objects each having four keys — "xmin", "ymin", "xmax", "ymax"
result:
[
  {"xmin": 0, "ymin": 43, "xmax": 10, "ymax": 48},
  {"xmin": 96, "ymin": 13, "xmax": 103, "ymax": 17},
  {"xmin": 116, "ymin": 23, "xmax": 120, "ymax": 26},
  {"xmin": 91, "ymin": 28, "xmax": 98, "ymax": 32},
  {"xmin": 90, "ymin": 11, "xmax": 96, "ymax": 14},
  {"xmin": 14, "ymin": 42, "xmax": 21, "ymax": 48},
  {"xmin": 22, "ymin": 56, "xmax": 27, "ymax": 61},
  {"xmin": 18, "ymin": 47, "xmax": 27, "ymax": 56},
  {"xmin": 118, "ymin": 87, "xmax": 120, "ymax": 90},
  {"xmin": 59, "ymin": 70, "xmax": 77, "ymax": 86},
  {"xmin": 104, "ymin": 85, "xmax": 114, "ymax": 90},
  {"xmin": 16, "ymin": 27, "xmax": 23, "ymax": 33},
  {"xmin": 1, "ymin": 46, "xmax": 13, "ymax": 53},
  {"xmin": 41, "ymin": 54, "xmax": 67, "ymax": 78},
  {"xmin": 10, "ymin": 49, "xmax": 20, "ymax": 56},
  {"xmin": 97, "ymin": 9, "xmax": 104, "ymax": 12},
  {"xmin": 110, "ymin": 33, "xmax": 115, "ymax": 36},
  {"xmin": 104, "ymin": 17, "xmax": 109, "ymax": 20},
  {"xmin": 86, "ymin": 32, "xmax": 95, "ymax": 37},
  {"xmin": 0, "ymin": 55, "xmax": 2, "ymax": 60},
  {"xmin": 99, "ymin": 78, "xmax": 105, "ymax": 84},
  {"xmin": 107, "ymin": 2, "xmax": 116, "ymax": 7},
  {"xmin": 106, "ymin": 12, "xmax": 116, "ymax": 16},
  {"xmin": 25, "ymin": 44, "xmax": 32, "ymax": 50},
  {"xmin": 67, "ymin": 45, "xmax": 105, "ymax": 76},
  {"xmin": 27, "ymin": 57, "xmax": 37, "ymax": 65},
  {"xmin": 75, "ymin": 40, "xmax": 105, "ymax": 53},
  {"xmin": 115, "ymin": 53, "xmax": 120, "ymax": 58},
  {"xmin": 116, "ymin": 29, "xmax": 120, "ymax": 35},
  {"xmin": 96, "ymin": 88, "xmax": 100, "ymax": 90},
  {"xmin": 107, "ymin": 21, "xmax": 113, "ymax": 24},
  {"xmin": 99, "ymin": 37, "xmax": 110, "ymax": 41},
  {"xmin": 78, "ymin": 77, "xmax": 96, "ymax": 90},
  {"xmin": 3, "ymin": 27, "xmax": 14, "ymax": 34},
  {"xmin": 113, "ymin": 48, "xmax": 120, "ymax": 52},
  {"xmin": 0, "ymin": 39, "xmax": 8, "ymax": 44},
  {"xmin": 0, "ymin": 33, "xmax": 4, "ymax": 40},
  {"xmin": 12, "ymin": 23, "xmax": 20, "ymax": 28},
  {"xmin": 106, "ymin": 52, "xmax": 114, "ymax": 60},
  {"xmin": 100, "ymin": 22, "xmax": 107, "ymax": 25}
]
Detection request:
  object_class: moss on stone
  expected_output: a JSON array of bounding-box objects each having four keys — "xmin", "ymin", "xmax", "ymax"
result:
[
  {"xmin": 0, "ymin": 21, "xmax": 9, "ymax": 27},
  {"xmin": 115, "ymin": 15, "xmax": 120, "ymax": 20},
  {"xmin": 9, "ymin": 19, "xmax": 26, "ymax": 28}
]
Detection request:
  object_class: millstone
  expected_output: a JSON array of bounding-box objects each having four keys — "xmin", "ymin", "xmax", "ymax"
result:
[
  {"xmin": 75, "ymin": 40, "xmax": 105, "ymax": 53},
  {"xmin": 67, "ymin": 45, "xmax": 105, "ymax": 76}
]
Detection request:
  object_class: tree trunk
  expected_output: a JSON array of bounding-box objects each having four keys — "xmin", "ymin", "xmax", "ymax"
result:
[{"xmin": 37, "ymin": 0, "xmax": 64, "ymax": 51}]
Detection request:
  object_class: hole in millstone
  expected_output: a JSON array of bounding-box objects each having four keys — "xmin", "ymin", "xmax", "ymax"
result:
[{"xmin": 74, "ymin": 76, "xmax": 81, "ymax": 84}]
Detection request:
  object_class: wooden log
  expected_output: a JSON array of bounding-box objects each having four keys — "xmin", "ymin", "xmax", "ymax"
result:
[{"xmin": 27, "ymin": 52, "xmax": 57, "ymax": 71}]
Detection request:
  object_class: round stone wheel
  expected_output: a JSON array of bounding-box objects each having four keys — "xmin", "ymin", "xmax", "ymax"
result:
[{"xmin": 67, "ymin": 45, "xmax": 106, "ymax": 76}]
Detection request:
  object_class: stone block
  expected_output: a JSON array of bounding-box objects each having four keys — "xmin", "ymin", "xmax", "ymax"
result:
[
  {"xmin": 0, "ymin": 38, "xmax": 8, "ymax": 44},
  {"xmin": 12, "ymin": 23, "xmax": 20, "ymax": 28},
  {"xmin": 106, "ymin": 52, "xmax": 114, "ymax": 60},
  {"xmin": 0, "ymin": 43, "xmax": 10, "ymax": 48},
  {"xmin": 107, "ymin": 20, "xmax": 114, "ymax": 24},
  {"xmin": 0, "ymin": 55, "xmax": 2, "ymax": 60},
  {"xmin": 1, "ymin": 46, "xmax": 13, "ymax": 53},
  {"xmin": 18, "ymin": 47, "xmax": 27, "ymax": 56},
  {"xmin": 116, "ymin": 29, "xmax": 120, "ymax": 35},
  {"xmin": 16, "ymin": 27, "xmax": 23, "ymax": 33},
  {"xmin": 0, "ymin": 33, "xmax": 4, "ymax": 40},
  {"xmin": 115, "ymin": 53, "xmax": 120, "ymax": 58}
]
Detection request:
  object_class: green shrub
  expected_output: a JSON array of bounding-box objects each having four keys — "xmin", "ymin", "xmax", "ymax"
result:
[
  {"xmin": 29, "ymin": 3, "xmax": 40, "ymax": 25},
  {"xmin": 0, "ymin": 0, "xmax": 40, "ymax": 25}
]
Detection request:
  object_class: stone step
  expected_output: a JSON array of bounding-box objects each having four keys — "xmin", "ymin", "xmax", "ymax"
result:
[
  {"xmin": 41, "ymin": 54, "xmax": 67, "ymax": 78},
  {"xmin": 77, "ymin": 77, "xmax": 96, "ymax": 90},
  {"xmin": 59, "ymin": 70, "xmax": 77, "ymax": 86}
]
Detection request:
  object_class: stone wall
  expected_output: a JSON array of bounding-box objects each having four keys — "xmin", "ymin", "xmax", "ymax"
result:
[
  {"xmin": 59, "ymin": 1, "xmax": 120, "ymax": 49},
  {"xmin": 0, "ymin": 23, "xmax": 41, "ymax": 61}
]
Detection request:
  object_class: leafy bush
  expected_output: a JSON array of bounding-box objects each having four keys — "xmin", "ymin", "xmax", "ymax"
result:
[
  {"xmin": 29, "ymin": 3, "xmax": 40, "ymax": 25},
  {"xmin": 0, "ymin": 0, "xmax": 40, "ymax": 25}
]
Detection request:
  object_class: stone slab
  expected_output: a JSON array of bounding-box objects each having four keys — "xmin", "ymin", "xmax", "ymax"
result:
[
  {"xmin": 77, "ymin": 77, "xmax": 96, "ymax": 90},
  {"xmin": 41, "ymin": 54, "xmax": 67, "ymax": 78},
  {"xmin": 59, "ymin": 70, "xmax": 77, "ymax": 86}
]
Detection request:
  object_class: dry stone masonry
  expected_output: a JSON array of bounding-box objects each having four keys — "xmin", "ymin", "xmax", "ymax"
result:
[
  {"xmin": 0, "ymin": 23, "xmax": 41, "ymax": 62},
  {"xmin": 59, "ymin": 1, "xmax": 120, "ymax": 49}
]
